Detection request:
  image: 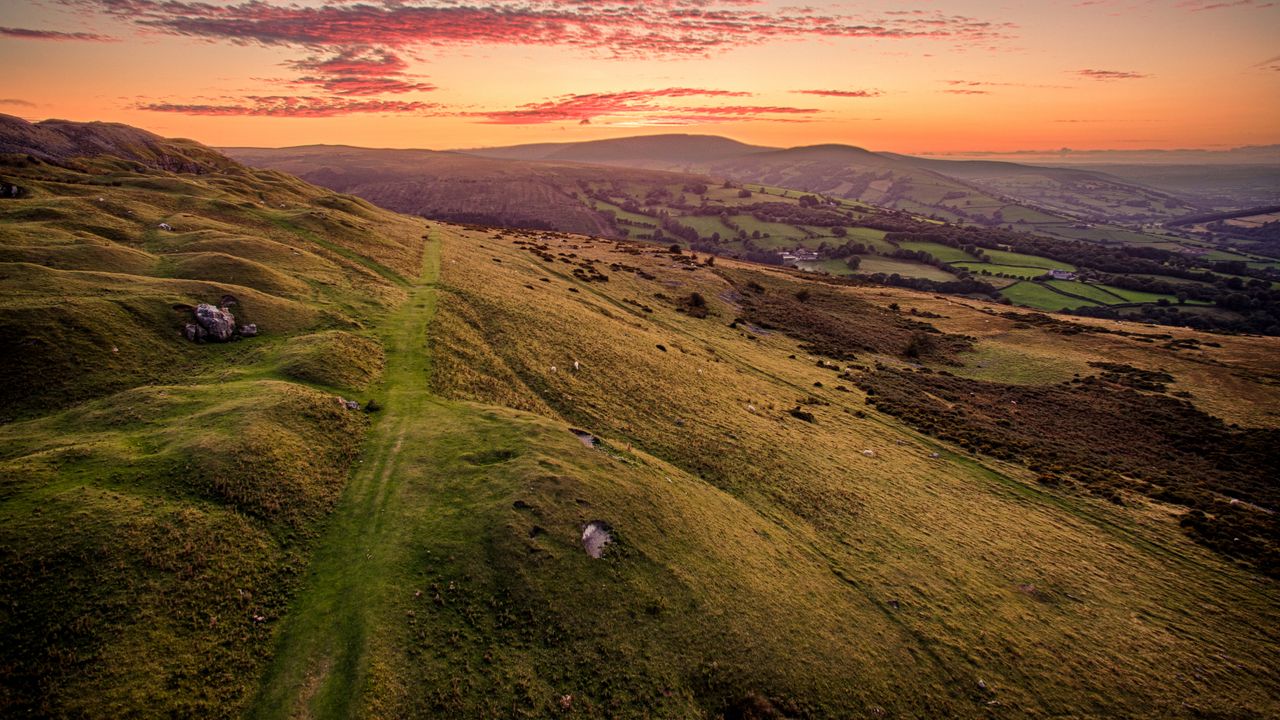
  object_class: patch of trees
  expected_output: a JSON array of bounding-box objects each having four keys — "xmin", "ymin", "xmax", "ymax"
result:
[{"xmin": 856, "ymin": 273, "xmax": 999, "ymax": 297}]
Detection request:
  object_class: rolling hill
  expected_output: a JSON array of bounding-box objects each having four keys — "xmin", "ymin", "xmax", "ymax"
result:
[
  {"xmin": 467, "ymin": 134, "xmax": 1202, "ymax": 228},
  {"xmin": 3, "ymin": 116, "xmax": 1279, "ymax": 718},
  {"xmin": 224, "ymin": 145, "xmax": 720, "ymax": 239}
]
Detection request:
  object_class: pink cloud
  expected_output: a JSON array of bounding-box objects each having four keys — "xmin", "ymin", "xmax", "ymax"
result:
[
  {"xmin": 80, "ymin": 1, "xmax": 1016, "ymax": 59},
  {"xmin": 464, "ymin": 87, "xmax": 817, "ymax": 125},
  {"xmin": 283, "ymin": 48, "xmax": 436, "ymax": 95}
]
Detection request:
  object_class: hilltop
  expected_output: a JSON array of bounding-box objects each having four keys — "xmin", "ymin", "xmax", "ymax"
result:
[{"xmin": 2, "ymin": 118, "xmax": 1278, "ymax": 718}]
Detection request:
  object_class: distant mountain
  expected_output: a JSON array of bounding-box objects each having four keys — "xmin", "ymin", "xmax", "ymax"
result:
[
  {"xmin": 464, "ymin": 133, "xmax": 774, "ymax": 170},
  {"xmin": 462, "ymin": 134, "xmax": 1201, "ymax": 225},
  {"xmin": 226, "ymin": 145, "xmax": 715, "ymax": 237}
]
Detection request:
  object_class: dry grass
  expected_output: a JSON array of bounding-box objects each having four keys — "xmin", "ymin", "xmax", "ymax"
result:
[{"xmin": 420, "ymin": 224, "xmax": 1280, "ymax": 717}]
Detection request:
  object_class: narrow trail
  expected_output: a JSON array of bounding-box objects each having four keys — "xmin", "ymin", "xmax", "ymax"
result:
[{"xmin": 249, "ymin": 234, "xmax": 441, "ymax": 720}]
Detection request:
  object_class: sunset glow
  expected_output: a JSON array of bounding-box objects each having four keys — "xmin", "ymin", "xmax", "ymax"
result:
[{"xmin": 1, "ymin": 0, "xmax": 1277, "ymax": 152}]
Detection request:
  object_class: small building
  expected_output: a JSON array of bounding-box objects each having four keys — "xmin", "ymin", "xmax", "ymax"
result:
[{"xmin": 1047, "ymin": 269, "xmax": 1075, "ymax": 281}]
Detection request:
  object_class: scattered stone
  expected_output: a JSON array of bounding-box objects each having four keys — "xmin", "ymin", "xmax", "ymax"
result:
[
  {"xmin": 929, "ymin": 452, "xmax": 941, "ymax": 459},
  {"xmin": 569, "ymin": 429, "xmax": 598, "ymax": 448},
  {"xmin": 862, "ymin": 449, "xmax": 876, "ymax": 458},
  {"xmin": 158, "ymin": 222, "xmax": 173, "ymax": 231},
  {"xmin": 238, "ymin": 323, "xmax": 258, "ymax": 337},
  {"xmin": 581, "ymin": 521, "xmax": 613, "ymax": 558},
  {"xmin": 788, "ymin": 407, "xmax": 816, "ymax": 423}
]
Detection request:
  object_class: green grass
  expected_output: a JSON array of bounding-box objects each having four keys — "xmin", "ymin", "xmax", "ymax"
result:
[
  {"xmin": 855, "ymin": 255, "xmax": 958, "ymax": 281},
  {"xmin": 6, "ymin": 127, "xmax": 1280, "ymax": 719},
  {"xmin": 897, "ymin": 241, "xmax": 979, "ymax": 263},
  {"xmin": 953, "ymin": 262, "xmax": 1050, "ymax": 279},
  {"xmin": 675, "ymin": 214, "xmax": 735, "ymax": 238},
  {"xmin": 1000, "ymin": 281, "xmax": 1100, "ymax": 311},
  {"xmin": 1045, "ymin": 280, "xmax": 1128, "ymax": 305},
  {"xmin": 1094, "ymin": 284, "xmax": 1181, "ymax": 304},
  {"xmin": 592, "ymin": 200, "xmax": 656, "ymax": 228},
  {"xmin": 981, "ymin": 249, "xmax": 1074, "ymax": 271},
  {"xmin": 248, "ymin": 235, "xmax": 441, "ymax": 719}
]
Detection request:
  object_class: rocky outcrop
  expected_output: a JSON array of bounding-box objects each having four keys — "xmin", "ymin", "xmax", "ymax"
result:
[{"xmin": 184, "ymin": 303, "xmax": 237, "ymax": 342}]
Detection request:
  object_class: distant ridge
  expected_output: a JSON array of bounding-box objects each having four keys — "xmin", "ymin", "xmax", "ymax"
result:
[
  {"xmin": 0, "ymin": 113, "xmax": 236, "ymax": 173},
  {"xmin": 463, "ymin": 133, "xmax": 775, "ymax": 168}
]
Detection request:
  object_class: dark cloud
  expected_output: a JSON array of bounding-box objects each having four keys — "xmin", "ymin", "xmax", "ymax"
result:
[
  {"xmin": 1073, "ymin": 69, "xmax": 1151, "ymax": 80},
  {"xmin": 137, "ymin": 96, "xmax": 441, "ymax": 117},
  {"xmin": 0, "ymin": 26, "xmax": 115, "ymax": 41},
  {"xmin": 0, "ymin": 98, "xmax": 37, "ymax": 107},
  {"xmin": 791, "ymin": 89, "xmax": 883, "ymax": 98},
  {"xmin": 1177, "ymin": 0, "xmax": 1277, "ymax": 11}
]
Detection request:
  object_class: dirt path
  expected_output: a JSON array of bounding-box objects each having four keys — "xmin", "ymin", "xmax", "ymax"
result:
[{"xmin": 248, "ymin": 234, "xmax": 442, "ymax": 720}]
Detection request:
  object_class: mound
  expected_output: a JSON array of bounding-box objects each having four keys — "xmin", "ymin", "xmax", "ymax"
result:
[
  {"xmin": 278, "ymin": 331, "xmax": 386, "ymax": 390},
  {"xmin": 0, "ymin": 381, "xmax": 366, "ymax": 717},
  {"xmin": 0, "ymin": 113, "xmax": 235, "ymax": 174}
]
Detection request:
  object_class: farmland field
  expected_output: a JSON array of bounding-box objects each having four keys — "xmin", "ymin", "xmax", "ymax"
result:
[
  {"xmin": 981, "ymin": 249, "xmax": 1075, "ymax": 270},
  {"xmin": 1001, "ymin": 281, "xmax": 1099, "ymax": 310},
  {"xmin": 855, "ymin": 255, "xmax": 958, "ymax": 281},
  {"xmin": 897, "ymin": 240, "xmax": 979, "ymax": 263},
  {"xmin": 953, "ymin": 262, "xmax": 1050, "ymax": 279}
]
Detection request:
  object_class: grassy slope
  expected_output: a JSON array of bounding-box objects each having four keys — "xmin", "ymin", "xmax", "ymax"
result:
[
  {"xmin": 0, "ymin": 143, "xmax": 431, "ymax": 717},
  {"xmin": 5, "ymin": 133, "xmax": 1280, "ymax": 718},
  {"xmin": 407, "ymin": 227, "xmax": 1280, "ymax": 718}
]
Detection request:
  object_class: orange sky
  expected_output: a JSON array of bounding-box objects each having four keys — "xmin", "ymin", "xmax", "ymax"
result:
[{"xmin": 1, "ymin": 1, "xmax": 1277, "ymax": 153}]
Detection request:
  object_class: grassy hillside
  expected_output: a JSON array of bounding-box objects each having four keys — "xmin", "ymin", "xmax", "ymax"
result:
[
  {"xmin": 4, "ymin": 119, "xmax": 1279, "ymax": 718},
  {"xmin": 0, "ymin": 116, "xmax": 430, "ymax": 717},
  {"xmin": 377, "ymin": 225, "xmax": 1277, "ymax": 717}
]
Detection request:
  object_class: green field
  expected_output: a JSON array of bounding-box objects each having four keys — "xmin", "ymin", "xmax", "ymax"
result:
[
  {"xmin": 855, "ymin": 254, "xmax": 958, "ymax": 281},
  {"xmin": 1001, "ymin": 281, "xmax": 1099, "ymax": 311},
  {"xmin": 1096, "ymin": 284, "xmax": 1182, "ymax": 304},
  {"xmin": 897, "ymin": 241, "xmax": 979, "ymax": 263},
  {"xmin": 593, "ymin": 200, "xmax": 657, "ymax": 228},
  {"xmin": 953, "ymin": 262, "xmax": 1050, "ymax": 279},
  {"xmin": 676, "ymin": 213, "xmax": 735, "ymax": 238},
  {"xmin": 1045, "ymin": 280, "xmax": 1128, "ymax": 305},
  {"xmin": 981, "ymin": 249, "xmax": 1075, "ymax": 270},
  {"xmin": 728, "ymin": 214, "xmax": 812, "ymax": 242}
]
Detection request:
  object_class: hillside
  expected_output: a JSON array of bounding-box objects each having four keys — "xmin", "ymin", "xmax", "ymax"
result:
[
  {"xmin": 224, "ymin": 145, "xmax": 739, "ymax": 240},
  {"xmin": 0, "ymin": 115, "xmax": 430, "ymax": 716},
  {"xmin": 465, "ymin": 133, "xmax": 773, "ymax": 168},
  {"xmin": 466, "ymin": 134, "xmax": 1201, "ymax": 229},
  {"xmin": 3, "ymin": 118, "xmax": 1279, "ymax": 718}
]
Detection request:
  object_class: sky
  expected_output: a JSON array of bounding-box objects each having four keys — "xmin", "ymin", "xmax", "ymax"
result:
[{"xmin": 0, "ymin": 1, "xmax": 1277, "ymax": 153}]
